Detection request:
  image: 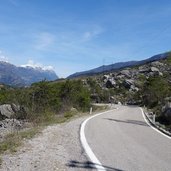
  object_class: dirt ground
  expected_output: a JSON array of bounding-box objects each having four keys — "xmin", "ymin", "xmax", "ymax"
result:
[{"xmin": 0, "ymin": 116, "xmax": 96, "ymax": 171}]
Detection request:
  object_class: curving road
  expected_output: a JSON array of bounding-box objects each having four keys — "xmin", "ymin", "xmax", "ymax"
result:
[{"xmin": 83, "ymin": 105, "xmax": 171, "ymax": 171}]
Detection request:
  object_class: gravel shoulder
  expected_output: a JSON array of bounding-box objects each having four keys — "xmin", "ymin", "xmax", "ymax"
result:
[{"xmin": 0, "ymin": 115, "xmax": 96, "ymax": 171}]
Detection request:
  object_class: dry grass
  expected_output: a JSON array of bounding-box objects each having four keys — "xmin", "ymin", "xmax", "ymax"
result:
[{"xmin": 0, "ymin": 127, "xmax": 40, "ymax": 155}]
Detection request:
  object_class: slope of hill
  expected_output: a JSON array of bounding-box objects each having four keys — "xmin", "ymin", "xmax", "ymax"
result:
[
  {"xmin": 68, "ymin": 52, "xmax": 169, "ymax": 78},
  {"xmin": 81, "ymin": 52, "xmax": 171, "ymax": 130},
  {"xmin": 0, "ymin": 61, "xmax": 58, "ymax": 86}
]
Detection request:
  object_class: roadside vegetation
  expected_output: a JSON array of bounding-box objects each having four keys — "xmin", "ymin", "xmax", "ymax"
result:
[
  {"xmin": 0, "ymin": 79, "xmax": 111, "ymax": 156},
  {"xmin": 0, "ymin": 79, "xmax": 92, "ymax": 156},
  {"xmin": 0, "ymin": 55, "xmax": 171, "ymax": 157},
  {"xmin": 0, "ymin": 79, "xmax": 91, "ymax": 122}
]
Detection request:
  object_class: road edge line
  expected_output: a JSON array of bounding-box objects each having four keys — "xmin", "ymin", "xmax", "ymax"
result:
[
  {"xmin": 140, "ymin": 107, "xmax": 171, "ymax": 140},
  {"xmin": 80, "ymin": 109, "xmax": 115, "ymax": 171}
]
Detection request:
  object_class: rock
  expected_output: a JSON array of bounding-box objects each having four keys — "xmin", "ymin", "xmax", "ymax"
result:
[
  {"xmin": 139, "ymin": 66, "xmax": 150, "ymax": 73},
  {"xmin": 151, "ymin": 61, "xmax": 164, "ymax": 67},
  {"xmin": 0, "ymin": 104, "xmax": 21, "ymax": 119},
  {"xmin": 162, "ymin": 102, "xmax": 171, "ymax": 124},
  {"xmin": 123, "ymin": 79, "xmax": 134, "ymax": 89},
  {"xmin": 105, "ymin": 78, "xmax": 116, "ymax": 88},
  {"xmin": 159, "ymin": 72, "xmax": 163, "ymax": 76},
  {"xmin": 130, "ymin": 85, "xmax": 139, "ymax": 92},
  {"xmin": 116, "ymin": 74, "xmax": 125, "ymax": 79},
  {"xmin": 120, "ymin": 70, "xmax": 131, "ymax": 78},
  {"xmin": 164, "ymin": 97, "xmax": 171, "ymax": 101},
  {"xmin": 0, "ymin": 119, "xmax": 27, "ymax": 140},
  {"xmin": 103, "ymin": 75, "xmax": 110, "ymax": 80},
  {"xmin": 150, "ymin": 67, "xmax": 159, "ymax": 72},
  {"xmin": 0, "ymin": 119, "xmax": 21, "ymax": 130},
  {"xmin": 0, "ymin": 104, "xmax": 15, "ymax": 119}
]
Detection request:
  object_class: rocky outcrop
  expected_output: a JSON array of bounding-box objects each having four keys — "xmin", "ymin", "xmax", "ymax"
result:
[
  {"xmin": 122, "ymin": 79, "xmax": 134, "ymax": 89},
  {"xmin": 68, "ymin": 52, "xmax": 169, "ymax": 79},
  {"xmin": 103, "ymin": 75, "xmax": 116, "ymax": 88},
  {"xmin": 0, "ymin": 104, "xmax": 20, "ymax": 119},
  {"xmin": 150, "ymin": 66, "xmax": 159, "ymax": 72},
  {"xmin": 105, "ymin": 78, "xmax": 116, "ymax": 88},
  {"xmin": 119, "ymin": 70, "xmax": 132, "ymax": 78}
]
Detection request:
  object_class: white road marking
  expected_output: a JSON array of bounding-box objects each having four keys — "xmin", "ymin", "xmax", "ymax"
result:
[
  {"xmin": 140, "ymin": 107, "xmax": 171, "ymax": 140},
  {"xmin": 80, "ymin": 109, "xmax": 115, "ymax": 171}
]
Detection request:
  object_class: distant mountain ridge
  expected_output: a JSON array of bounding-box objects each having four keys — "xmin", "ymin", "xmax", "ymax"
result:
[
  {"xmin": 0, "ymin": 61, "xmax": 58, "ymax": 86},
  {"xmin": 68, "ymin": 52, "xmax": 169, "ymax": 78}
]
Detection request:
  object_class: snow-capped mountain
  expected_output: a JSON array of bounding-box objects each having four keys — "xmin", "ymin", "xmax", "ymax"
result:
[{"xmin": 0, "ymin": 61, "xmax": 58, "ymax": 86}]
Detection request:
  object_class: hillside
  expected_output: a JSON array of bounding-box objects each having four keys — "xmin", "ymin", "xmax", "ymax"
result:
[
  {"xmin": 0, "ymin": 51, "xmax": 171, "ymax": 132},
  {"xmin": 81, "ymin": 52, "xmax": 171, "ymax": 130},
  {"xmin": 0, "ymin": 61, "xmax": 58, "ymax": 86},
  {"xmin": 68, "ymin": 52, "xmax": 168, "ymax": 78}
]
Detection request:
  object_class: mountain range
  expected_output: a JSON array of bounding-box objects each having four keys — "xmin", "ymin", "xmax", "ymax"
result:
[
  {"xmin": 0, "ymin": 61, "xmax": 58, "ymax": 86},
  {"xmin": 68, "ymin": 52, "xmax": 169, "ymax": 78},
  {"xmin": 0, "ymin": 51, "xmax": 170, "ymax": 86}
]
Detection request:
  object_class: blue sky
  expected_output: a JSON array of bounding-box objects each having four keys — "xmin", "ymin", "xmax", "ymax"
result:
[{"xmin": 0, "ymin": 0, "xmax": 171, "ymax": 77}]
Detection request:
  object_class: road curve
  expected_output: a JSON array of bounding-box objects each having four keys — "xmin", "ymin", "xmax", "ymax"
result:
[{"xmin": 84, "ymin": 105, "xmax": 171, "ymax": 171}]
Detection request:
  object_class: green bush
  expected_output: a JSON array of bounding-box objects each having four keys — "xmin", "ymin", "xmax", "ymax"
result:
[
  {"xmin": 0, "ymin": 79, "xmax": 91, "ymax": 122},
  {"xmin": 141, "ymin": 76, "xmax": 171, "ymax": 108}
]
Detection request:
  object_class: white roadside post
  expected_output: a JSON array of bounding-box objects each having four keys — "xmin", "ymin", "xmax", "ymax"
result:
[
  {"xmin": 90, "ymin": 107, "xmax": 92, "ymax": 114},
  {"xmin": 153, "ymin": 114, "xmax": 155, "ymax": 123}
]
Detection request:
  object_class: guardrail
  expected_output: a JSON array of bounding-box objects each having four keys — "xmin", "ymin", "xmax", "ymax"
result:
[{"xmin": 143, "ymin": 110, "xmax": 171, "ymax": 137}]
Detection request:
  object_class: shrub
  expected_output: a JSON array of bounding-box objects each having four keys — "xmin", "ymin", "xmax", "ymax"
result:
[{"xmin": 141, "ymin": 76, "xmax": 171, "ymax": 108}]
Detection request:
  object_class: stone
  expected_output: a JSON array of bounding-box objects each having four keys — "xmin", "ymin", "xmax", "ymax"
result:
[
  {"xmin": 105, "ymin": 78, "xmax": 116, "ymax": 88},
  {"xmin": 0, "ymin": 104, "xmax": 15, "ymax": 119},
  {"xmin": 120, "ymin": 70, "xmax": 131, "ymax": 78},
  {"xmin": 123, "ymin": 79, "xmax": 134, "ymax": 89},
  {"xmin": 116, "ymin": 75, "xmax": 125, "ymax": 79},
  {"xmin": 0, "ymin": 104, "xmax": 21, "ymax": 119},
  {"xmin": 130, "ymin": 85, "xmax": 139, "ymax": 92},
  {"xmin": 162, "ymin": 102, "xmax": 171, "ymax": 124},
  {"xmin": 150, "ymin": 67, "xmax": 159, "ymax": 72},
  {"xmin": 151, "ymin": 61, "xmax": 164, "ymax": 67},
  {"xmin": 138, "ymin": 66, "xmax": 150, "ymax": 73},
  {"xmin": 103, "ymin": 75, "xmax": 110, "ymax": 80}
]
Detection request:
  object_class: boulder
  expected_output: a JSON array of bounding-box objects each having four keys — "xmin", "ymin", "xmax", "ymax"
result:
[
  {"xmin": 130, "ymin": 85, "xmax": 139, "ymax": 92},
  {"xmin": 0, "ymin": 104, "xmax": 20, "ymax": 119},
  {"xmin": 0, "ymin": 104, "xmax": 15, "ymax": 119},
  {"xmin": 161, "ymin": 102, "xmax": 171, "ymax": 124},
  {"xmin": 120, "ymin": 70, "xmax": 131, "ymax": 78},
  {"xmin": 103, "ymin": 75, "xmax": 110, "ymax": 80},
  {"xmin": 150, "ymin": 67, "xmax": 159, "ymax": 72},
  {"xmin": 139, "ymin": 66, "xmax": 150, "ymax": 73},
  {"xmin": 151, "ymin": 61, "xmax": 164, "ymax": 67},
  {"xmin": 116, "ymin": 75, "xmax": 125, "ymax": 79},
  {"xmin": 123, "ymin": 79, "xmax": 134, "ymax": 89},
  {"xmin": 105, "ymin": 78, "xmax": 116, "ymax": 88}
]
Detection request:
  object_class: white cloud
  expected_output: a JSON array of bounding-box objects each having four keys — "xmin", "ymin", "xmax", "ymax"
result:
[
  {"xmin": 0, "ymin": 51, "xmax": 9, "ymax": 62},
  {"xmin": 34, "ymin": 32, "xmax": 55, "ymax": 50},
  {"xmin": 82, "ymin": 26, "xmax": 104, "ymax": 41},
  {"xmin": 21, "ymin": 59, "xmax": 54, "ymax": 71}
]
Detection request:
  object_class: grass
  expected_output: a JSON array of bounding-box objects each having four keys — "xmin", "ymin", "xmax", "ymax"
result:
[
  {"xmin": 0, "ymin": 103, "xmax": 110, "ymax": 166},
  {"xmin": 0, "ymin": 127, "xmax": 40, "ymax": 155}
]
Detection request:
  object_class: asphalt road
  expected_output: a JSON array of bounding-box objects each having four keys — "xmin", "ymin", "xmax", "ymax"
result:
[{"xmin": 84, "ymin": 105, "xmax": 171, "ymax": 171}]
